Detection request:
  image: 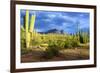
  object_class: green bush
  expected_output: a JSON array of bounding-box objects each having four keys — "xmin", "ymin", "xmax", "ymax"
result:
[
  {"xmin": 79, "ymin": 34, "xmax": 84, "ymax": 43},
  {"xmin": 56, "ymin": 40, "xmax": 65, "ymax": 49},
  {"xmin": 71, "ymin": 40, "xmax": 79, "ymax": 47},
  {"xmin": 21, "ymin": 28, "xmax": 89, "ymax": 50},
  {"xmin": 64, "ymin": 40, "xmax": 72, "ymax": 48},
  {"xmin": 21, "ymin": 39, "xmax": 26, "ymax": 49},
  {"xmin": 44, "ymin": 46, "xmax": 59, "ymax": 59}
]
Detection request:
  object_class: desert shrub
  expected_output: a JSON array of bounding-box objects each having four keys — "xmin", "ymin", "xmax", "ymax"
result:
[
  {"xmin": 21, "ymin": 39, "xmax": 26, "ymax": 49},
  {"xmin": 71, "ymin": 39, "xmax": 79, "ymax": 47},
  {"xmin": 21, "ymin": 27, "xmax": 89, "ymax": 50},
  {"xmin": 43, "ymin": 40, "xmax": 60, "ymax": 59},
  {"xmin": 64, "ymin": 36, "xmax": 79, "ymax": 48},
  {"xmin": 44, "ymin": 34, "xmax": 80, "ymax": 49},
  {"xmin": 47, "ymin": 39, "xmax": 56, "ymax": 47},
  {"xmin": 32, "ymin": 39, "xmax": 40, "ymax": 46},
  {"xmin": 64, "ymin": 40, "xmax": 72, "ymax": 48},
  {"xmin": 56, "ymin": 40, "xmax": 65, "ymax": 49},
  {"xmin": 44, "ymin": 46, "xmax": 59, "ymax": 59},
  {"xmin": 31, "ymin": 34, "xmax": 43, "ymax": 46},
  {"xmin": 21, "ymin": 48, "xmax": 32, "ymax": 55},
  {"xmin": 40, "ymin": 44, "xmax": 48, "ymax": 47},
  {"xmin": 79, "ymin": 34, "xmax": 84, "ymax": 43}
]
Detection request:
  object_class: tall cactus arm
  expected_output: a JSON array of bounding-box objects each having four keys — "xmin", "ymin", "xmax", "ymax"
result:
[
  {"xmin": 25, "ymin": 10, "xmax": 30, "ymax": 48},
  {"xmin": 29, "ymin": 14, "xmax": 36, "ymax": 46},
  {"xmin": 29, "ymin": 14, "xmax": 36, "ymax": 32}
]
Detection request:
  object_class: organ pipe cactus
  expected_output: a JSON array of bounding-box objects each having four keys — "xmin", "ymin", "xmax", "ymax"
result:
[{"xmin": 25, "ymin": 10, "xmax": 36, "ymax": 48}]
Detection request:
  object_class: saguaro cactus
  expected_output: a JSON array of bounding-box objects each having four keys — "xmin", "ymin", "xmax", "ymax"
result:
[
  {"xmin": 29, "ymin": 14, "xmax": 36, "ymax": 47},
  {"xmin": 29, "ymin": 15, "xmax": 36, "ymax": 32},
  {"xmin": 25, "ymin": 10, "xmax": 36, "ymax": 48},
  {"xmin": 25, "ymin": 10, "xmax": 30, "ymax": 48}
]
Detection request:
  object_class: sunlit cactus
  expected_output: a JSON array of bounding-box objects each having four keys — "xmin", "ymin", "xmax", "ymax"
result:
[
  {"xmin": 29, "ymin": 15, "xmax": 36, "ymax": 32},
  {"xmin": 25, "ymin": 10, "xmax": 30, "ymax": 48},
  {"xmin": 29, "ymin": 14, "xmax": 36, "ymax": 47},
  {"xmin": 25, "ymin": 10, "xmax": 36, "ymax": 48}
]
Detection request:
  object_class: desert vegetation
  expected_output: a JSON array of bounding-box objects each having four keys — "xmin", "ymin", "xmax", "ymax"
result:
[{"xmin": 21, "ymin": 10, "xmax": 89, "ymax": 62}]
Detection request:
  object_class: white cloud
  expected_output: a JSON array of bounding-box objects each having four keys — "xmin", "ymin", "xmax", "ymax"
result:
[
  {"xmin": 79, "ymin": 14, "xmax": 84, "ymax": 17},
  {"xmin": 59, "ymin": 14, "xmax": 78, "ymax": 23},
  {"xmin": 61, "ymin": 22, "xmax": 70, "ymax": 29},
  {"xmin": 47, "ymin": 12, "xmax": 62, "ymax": 18},
  {"xmin": 49, "ymin": 24, "xmax": 62, "ymax": 30},
  {"xmin": 35, "ymin": 28, "xmax": 44, "ymax": 32},
  {"xmin": 47, "ymin": 14, "xmax": 56, "ymax": 18},
  {"xmin": 62, "ymin": 23, "xmax": 67, "ymax": 26},
  {"xmin": 79, "ymin": 18, "xmax": 89, "ymax": 29},
  {"xmin": 49, "ymin": 23, "xmax": 69, "ymax": 30},
  {"xmin": 44, "ymin": 12, "xmax": 78, "ymax": 24},
  {"xmin": 42, "ymin": 19, "xmax": 51, "ymax": 22}
]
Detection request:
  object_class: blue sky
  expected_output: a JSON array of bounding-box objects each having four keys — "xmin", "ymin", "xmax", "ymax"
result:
[{"xmin": 20, "ymin": 10, "xmax": 90, "ymax": 34}]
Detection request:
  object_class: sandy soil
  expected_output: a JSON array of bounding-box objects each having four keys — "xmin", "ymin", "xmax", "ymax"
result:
[{"xmin": 21, "ymin": 48, "xmax": 89, "ymax": 63}]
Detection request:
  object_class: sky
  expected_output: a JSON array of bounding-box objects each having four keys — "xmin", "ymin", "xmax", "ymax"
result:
[{"xmin": 20, "ymin": 9, "xmax": 90, "ymax": 34}]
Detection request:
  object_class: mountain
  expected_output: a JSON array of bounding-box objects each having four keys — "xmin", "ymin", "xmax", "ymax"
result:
[
  {"xmin": 38, "ymin": 29, "xmax": 64, "ymax": 34},
  {"xmin": 37, "ymin": 28, "xmax": 89, "ymax": 34}
]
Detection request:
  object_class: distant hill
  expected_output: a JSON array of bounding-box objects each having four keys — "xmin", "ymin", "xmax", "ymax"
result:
[
  {"xmin": 37, "ymin": 27, "xmax": 89, "ymax": 34},
  {"xmin": 38, "ymin": 29, "xmax": 64, "ymax": 34}
]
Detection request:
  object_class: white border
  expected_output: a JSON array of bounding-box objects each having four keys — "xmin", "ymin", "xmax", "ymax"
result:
[{"xmin": 16, "ymin": 4, "xmax": 94, "ymax": 69}]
